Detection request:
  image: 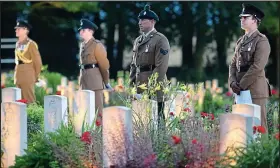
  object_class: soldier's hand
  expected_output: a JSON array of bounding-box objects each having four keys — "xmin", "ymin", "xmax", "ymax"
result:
[
  {"xmin": 105, "ymin": 83, "xmax": 114, "ymax": 92},
  {"xmin": 231, "ymin": 82, "xmax": 241, "ymax": 95}
]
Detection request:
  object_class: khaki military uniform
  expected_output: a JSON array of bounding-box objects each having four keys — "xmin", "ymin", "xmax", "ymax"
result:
[
  {"xmin": 14, "ymin": 38, "xmax": 42, "ymax": 103},
  {"xmin": 79, "ymin": 37, "xmax": 110, "ymax": 114},
  {"xmin": 130, "ymin": 29, "xmax": 170, "ymax": 102},
  {"xmin": 130, "ymin": 29, "xmax": 170, "ymax": 125},
  {"xmin": 229, "ymin": 30, "xmax": 271, "ymax": 129}
]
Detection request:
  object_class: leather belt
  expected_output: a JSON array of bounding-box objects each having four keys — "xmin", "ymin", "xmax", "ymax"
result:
[
  {"xmin": 239, "ymin": 65, "xmax": 250, "ymax": 72},
  {"xmin": 18, "ymin": 60, "xmax": 25, "ymax": 64},
  {"xmin": 136, "ymin": 65, "xmax": 155, "ymax": 73},
  {"xmin": 80, "ymin": 63, "xmax": 99, "ymax": 70}
]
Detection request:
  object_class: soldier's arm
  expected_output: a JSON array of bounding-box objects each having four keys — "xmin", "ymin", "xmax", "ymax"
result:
[
  {"xmin": 95, "ymin": 42, "xmax": 110, "ymax": 84},
  {"xmin": 239, "ymin": 38, "xmax": 270, "ymax": 90},
  {"xmin": 129, "ymin": 63, "xmax": 136, "ymax": 86},
  {"xmin": 228, "ymin": 52, "xmax": 238, "ymax": 87},
  {"xmin": 153, "ymin": 36, "xmax": 170, "ymax": 81},
  {"xmin": 30, "ymin": 41, "xmax": 42, "ymax": 81},
  {"xmin": 129, "ymin": 39, "xmax": 137, "ymax": 86}
]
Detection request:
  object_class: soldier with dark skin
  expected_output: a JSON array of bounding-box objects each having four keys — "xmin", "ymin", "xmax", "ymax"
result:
[
  {"xmin": 129, "ymin": 5, "xmax": 170, "ymax": 126},
  {"xmin": 14, "ymin": 20, "xmax": 43, "ymax": 103},
  {"xmin": 78, "ymin": 19, "xmax": 113, "ymax": 115},
  {"xmin": 229, "ymin": 4, "xmax": 271, "ymax": 130}
]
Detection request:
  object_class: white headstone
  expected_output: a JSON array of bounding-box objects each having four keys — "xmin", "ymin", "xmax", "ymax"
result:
[
  {"xmin": 1, "ymin": 102, "xmax": 27, "ymax": 167},
  {"xmin": 205, "ymin": 80, "xmax": 211, "ymax": 89},
  {"xmin": 73, "ymin": 90, "xmax": 95, "ymax": 135},
  {"xmin": 232, "ymin": 103, "xmax": 261, "ymax": 126},
  {"xmin": 68, "ymin": 81, "xmax": 76, "ymax": 115},
  {"xmin": 219, "ymin": 114, "xmax": 253, "ymax": 158},
  {"xmin": 1, "ymin": 87, "xmax": 21, "ymax": 102},
  {"xmin": 132, "ymin": 100, "xmax": 158, "ymax": 128},
  {"xmin": 174, "ymin": 91, "xmax": 186, "ymax": 116},
  {"xmin": 61, "ymin": 77, "xmax": 67, "ymax": 87},
  {"xmin": 103, "ymin": 106, "xmax": 133, "ymax": 167},
  {"xmin": 1, "ymin": 73, "xmax": 7, "ymax": 85},
  {"xmin": 170, "ymin": 77, "xmax": 177, "ymax": 86},
  {"xmin": 212, "ymin": 79, "xmax": 218, "ymax": 91},
  {"xmin": 44, "ymin": 95, "xmax": 68, "ymax": 132},
  {"xmin": 103, "ymin": 90, "xmax": 110, "ymax": 105}
]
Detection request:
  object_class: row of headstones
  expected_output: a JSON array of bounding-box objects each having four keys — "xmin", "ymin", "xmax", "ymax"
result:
[{"xmin": 1, "ymin": 87, "xmax": 261, "ymax": 167}]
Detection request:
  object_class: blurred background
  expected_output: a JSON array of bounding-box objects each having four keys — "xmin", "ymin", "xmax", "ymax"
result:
[{"xmin": 1, "ymin": 1, "xmax": 279, "ymax": 87}]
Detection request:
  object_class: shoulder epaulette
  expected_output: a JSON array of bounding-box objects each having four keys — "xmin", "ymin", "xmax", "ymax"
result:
[{"xmin": 30, "ymin": 40, "xmax": 38, "ymax": 49}]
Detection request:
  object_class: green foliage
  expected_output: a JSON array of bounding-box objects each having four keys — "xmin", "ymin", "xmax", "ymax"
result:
[
  {"xmin": 198, "ymin": 89, "xmax": 233, "ymax": 116},
  {"xmin": 3, "ymin": 71, "xmax": 16, "ymax": 88},
  {"xmin": 11, "ymin": 124, "xmax": 85, "ymax": 168},
  {"xmin": 34, "ymin": 86, "xmax": 48, "ymax": 106},
  {"xmin": 27, "ymin": 103, "xmax": 44, "ymax": 141},
  {"xmin": 41, "ymin": 69, "xmax": 63, "ymax": 93},
  {"xmin": 219, "ymin": 134, "xmax": 279, "ymax": 168}
]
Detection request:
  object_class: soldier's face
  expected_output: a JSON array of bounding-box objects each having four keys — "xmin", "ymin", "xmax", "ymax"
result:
[
  {"xmin": 15, "ymin": 27, "xmax": 28, "ymax": 37},
  {"xmin": 138, "ymin": 19, "xmax": 154, "ymax": 33},
  {"xmin": 240, "ymin": 15, "xmax": 257, "ymax": 30},
  {"xmin": 79, "ymin": 29, "xmax": 93, "ymax": 40}
]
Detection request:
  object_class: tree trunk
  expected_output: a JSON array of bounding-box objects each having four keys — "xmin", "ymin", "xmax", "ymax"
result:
[{"xmin": 180, "ymin": 2, "xmax": 194, "ymax": 67}]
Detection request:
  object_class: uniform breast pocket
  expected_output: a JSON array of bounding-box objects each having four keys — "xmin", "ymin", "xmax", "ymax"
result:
[
  {"xmin": 240, "ymin": 45, "xmax": 254, "ymax": 63},
  {"xmin": 139, "ymin": 52, "xmax": 153, "ymax": 65}
]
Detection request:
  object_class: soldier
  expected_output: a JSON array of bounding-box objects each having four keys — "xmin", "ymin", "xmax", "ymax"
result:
[
  {"xmin": 14, "ymin": 19, "xmax": 43, "ymax": 103},
  {"xmin": 229, "ymin": 4, "xmax": 271, "ymax": 130},
  {"xmin": 129, "ymin": 5, "xmax": 170, "ymax": 126},
  {"xmin": 78, "ymin": 19, "xmax": 113, "ymax": 115}
]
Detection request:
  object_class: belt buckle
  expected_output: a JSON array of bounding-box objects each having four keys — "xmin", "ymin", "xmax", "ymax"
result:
[
  {"xmin": 80, "ymin": 64, "xmax": 85, "ymax": 69},
  {"xmin": 136, "ymin": 67, "xmax": 140, "ymax": 74},
  {"xmin": 91, "ymin": 64, "xmax": 95, "ymax": 68}
]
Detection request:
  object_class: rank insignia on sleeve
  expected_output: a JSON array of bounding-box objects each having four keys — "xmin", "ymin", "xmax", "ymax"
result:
[{"xmin": 160, "ymin": 48, "xmax": 168, "ymax": 55}]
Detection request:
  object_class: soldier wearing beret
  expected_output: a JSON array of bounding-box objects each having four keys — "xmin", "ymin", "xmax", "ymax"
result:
[
  {"xmin": 14, "ymin": 19, "xmax": 43, "ymax": 103},
  {"xmin": 129, "ymin": 5, "xmax": 170, "ymax": 126},
  {"xmin": 229, "ymin": 4, "xmax": 271, "ymax": 130},
  {"xmin": 78, "ymin": 19, "xmax": 113, "ymax": 115}
]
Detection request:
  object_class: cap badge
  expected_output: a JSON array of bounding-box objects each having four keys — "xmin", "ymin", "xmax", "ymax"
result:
[{"xmin": 144, "ymin": 11, "xmax": 146, "ymax": 15}]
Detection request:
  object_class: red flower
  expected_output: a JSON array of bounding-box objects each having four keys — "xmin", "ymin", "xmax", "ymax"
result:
[
  {"xmin": 253, "ymin": 126, "xmax": 257, "ymax": 134},
  {"xmin": 56, "ymin": 91, "xmax": 61, "ymax": 95},
  {"xmin": 185, "ymin": 152, "xmax": 192, "ymax": 159},
  {"xmin": 81, "ymin": 131, "xmax": 91, "ymax": 144},
  {"xmin": 253, "ymin": 125, "xmax": 266, "ymax": 134},
  {"xmin": 98, "ymin": 112, "xmax": 102, "ymax": 118},
  {"xmin": 226, "ymin": 91, "xmax": 232, "ymax": 97},
  {"xmin": 257, "ymin": 126, "xmax": 266, "ymax": 134},
  {"xmin": 200, "ymin": 112, "xmax": 214, "ymax": 120},
  {"xmin": 271, "ymin": 89, "xmax": 278, "ymax": 95},
  {"xmin": 171, "ymin": 135, "xmax": 181, "ymax": 144},
  {"xmin": 200, "ymin": 112, "xmax": 208, "ymax": 118},
  {"xmin": 118, "ymin": 85, "xmax": 124, "ymax": 89},
  {"xmin": 275, "ymin": 132, "xmax": 279, "ymax": 140},
  {"xmin": 192, "ymin": 139, "xmax": 197, "ymax": 144},
  {"xmin": 208, "ymin": 113, "xmax": 215, "ymax": 120},
  {"xmin": 169, "ymin": 112, "xmax": 175, "ymax": 116},
  {"xmin": 95, "ymin": 119, "xmax": 101, "ymax": 127},
  {"xmin": 184, "ymin": 108, "xmax": 191, "ymax": 113},
  {"xmin": 16, "ymin": 99, "xmax": 28, "ymax": 104},
  {"xmin": 186, "ymin": 94, "xmax": 190, "ymax": 98},
  {"xmin": 1, "ymin": 84, "xmax": 5, "ymax": 89},
  {"xmin": 143, "ymin": 154, "xmax": 157, "ymax": 166}
]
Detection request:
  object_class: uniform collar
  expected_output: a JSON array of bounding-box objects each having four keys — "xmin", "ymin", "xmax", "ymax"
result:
[
  {"xmin": 143, "ymin": 28, "xmax": 155, "ymax": 38},
  {"xmin": 245, "ymin": 29, "xmax": 258, "ymax": 38},
  {"xmin": 18, "ymin": 37, "xmax": 29, "ymax": 45}
]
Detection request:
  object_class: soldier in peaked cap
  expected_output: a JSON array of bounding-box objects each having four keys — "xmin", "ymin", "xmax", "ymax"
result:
[
  {"xmin": 229, "ymin": 3, "xmax": 271, "ymax": 130},
  {"xmin": 78, "ymin": 19, "xmax": 113, "ymax": 115},
  {"xmin": 14, "ymin": 19, "xmax": 43, "ymax": 103},
  {"xmin": 129, "ymin": 4, "xmax": 170, "ymax": 127}
]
